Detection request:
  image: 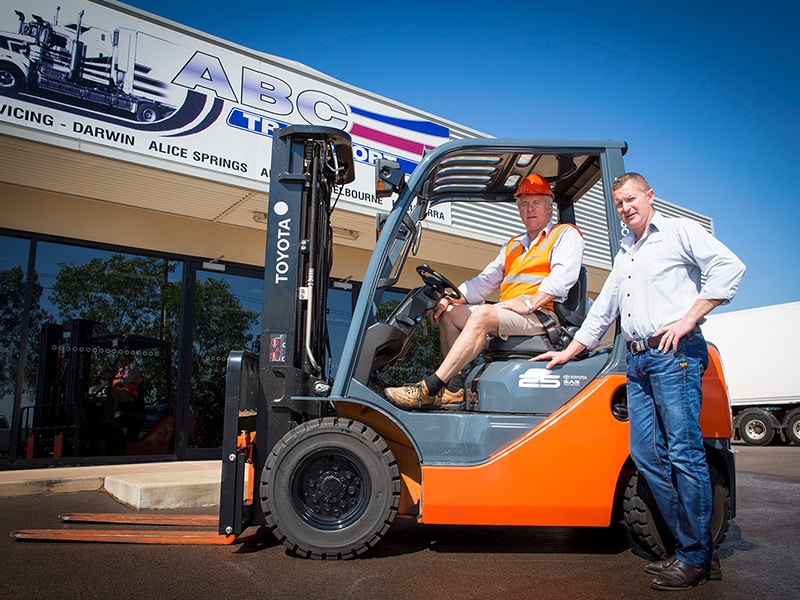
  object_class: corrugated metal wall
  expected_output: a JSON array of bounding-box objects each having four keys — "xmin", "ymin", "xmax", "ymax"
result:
[{"xmin": 450, "ymin": 181, "xmax": 714, "ymax": 271}]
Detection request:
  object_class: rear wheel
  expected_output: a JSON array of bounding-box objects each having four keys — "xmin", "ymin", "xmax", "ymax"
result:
[
  {"xmin": 737, "ymin": 409, "xmax": 778, "ymax": 446},
  {"xmin": 783, "ymin": 408, "xmax": 800, "ymax": 445},
  {"xmin": 136, "ymin": 103, "xmax": 159, "ymax": 122},
  {"xmin": 260, "ymin": 417, "xmax": 400, "ymax": 559},
  {"xmin": 622, "ymin": 463, "xmax": 731, "ymax": 559}
]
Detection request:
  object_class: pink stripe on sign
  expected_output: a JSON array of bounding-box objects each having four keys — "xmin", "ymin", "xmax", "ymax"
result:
[{"xmin": 350, "ymin": 123, "xmax": 434, "ymax": 155}]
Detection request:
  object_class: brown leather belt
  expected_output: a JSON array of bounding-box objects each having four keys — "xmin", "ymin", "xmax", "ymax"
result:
[{"xmin": 627, "ymin": 335, "xmax": 663, "ymax": 355}]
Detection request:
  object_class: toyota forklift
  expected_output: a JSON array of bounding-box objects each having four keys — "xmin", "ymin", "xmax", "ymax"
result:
[
  {"xmin": 218, "ymin": 125, "xmax": 735, "ymax": 559},
  {"xmin": 14, "ymin": 125, "xmax": 735, "ymax": 558}
]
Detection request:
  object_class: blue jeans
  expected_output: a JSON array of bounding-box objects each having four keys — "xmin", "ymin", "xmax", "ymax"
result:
[{"xmin": 626, "ymin": 332, "xmax": 714, "ymax": 568}]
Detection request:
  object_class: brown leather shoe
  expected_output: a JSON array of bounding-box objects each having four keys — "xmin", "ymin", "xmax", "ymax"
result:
[
  {"xmin": 645, "ymin": 557, "xmax": 677, "ymax": 575},
  {"xmin": 647, "ymin": 555, "xmax": 721, "ymax": 580},
  {"xmin": 650, "ymin": 559, "xmax": 708, "ymax": 591},
  {"xmin": 385, "ymin": 382, "xmax": 464, "ymax": 411},
  {"xmin": 707, "ymin": 554, "xmax": 722, "ymax": 580}
]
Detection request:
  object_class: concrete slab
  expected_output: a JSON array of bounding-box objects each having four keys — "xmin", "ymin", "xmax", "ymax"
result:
[
  {"xmin": 104, "ymin": 463, "xmax": 220, "ymax": 509},
  {"xmin": 0, "ymin": 461, "xmax": 221, "ymax": 510}
]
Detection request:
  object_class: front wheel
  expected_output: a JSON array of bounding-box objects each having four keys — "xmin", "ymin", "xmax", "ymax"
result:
[
  {"xmin": 0, "ymin": 63, "xmax": 23, "ymax": 94},
  {"xmin": 622, "ymin": 463, "xmax": 731, "ymax": 559},
  {"xmin": 260, "ymin": 417, "xmax": 401, "ymax": 559}
]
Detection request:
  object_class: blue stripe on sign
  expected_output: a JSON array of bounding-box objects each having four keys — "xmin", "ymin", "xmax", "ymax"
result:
[{"xmin": 350, "ymin": 105, "xmax": 449, "ymax": 138}]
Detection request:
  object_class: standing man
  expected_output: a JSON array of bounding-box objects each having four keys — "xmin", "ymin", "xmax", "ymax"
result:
[
  {"xmin": 385, "ymin": 173, "xmax": 584, "ymax": 410},
  {"xmin": 534, "ymin": 173, "xmax": 745, "ymax": 591}
]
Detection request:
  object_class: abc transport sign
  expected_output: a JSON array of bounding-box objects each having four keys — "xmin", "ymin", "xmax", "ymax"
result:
[{"xmin": 0, "ymin": 0, "xmax": 456, "ymax": 218}]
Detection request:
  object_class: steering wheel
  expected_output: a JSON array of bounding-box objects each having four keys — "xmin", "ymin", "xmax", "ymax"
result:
[{"xmin": 416, "ymin": 264, "xmax": 462, "ymax": 300}]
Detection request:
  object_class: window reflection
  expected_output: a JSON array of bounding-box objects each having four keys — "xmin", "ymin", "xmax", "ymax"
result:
[
  {"xmin": 0, "ymin": 236, "xmax": 32, "ymax": 460},
  {"xmin": 19, "ymin": 242, "xmax": 182, "ymax": 459},
  {"xmin": 189, "ymin": 268, "xmax": 261, "ymax": 451},
  {"xmin": 0, "ymin": 233, "xmax": 361, "ymax": 465}
]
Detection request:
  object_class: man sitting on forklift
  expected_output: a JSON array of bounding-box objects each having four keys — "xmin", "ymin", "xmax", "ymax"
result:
[
  {"xmin": 385, "ymin": 173, "xmax": 585, "ymax": 410},
  {"xmin": 108, "ymin": 348, "xmax": 142, "ymax": 418}
]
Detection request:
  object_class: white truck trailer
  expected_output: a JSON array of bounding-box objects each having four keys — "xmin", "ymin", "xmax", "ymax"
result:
[{"xmin": 703, "ymin": 301, "xmax": 800, "ymax": 445}]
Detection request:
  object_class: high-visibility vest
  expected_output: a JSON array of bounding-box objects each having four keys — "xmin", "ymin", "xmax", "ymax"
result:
[
  {"xmin": 113, "ymin": 364, "xmax": 141, "ymax": 397},
  {"xmin": 500, "ymin": 224, "xmax": 581, "ymax": 308}
]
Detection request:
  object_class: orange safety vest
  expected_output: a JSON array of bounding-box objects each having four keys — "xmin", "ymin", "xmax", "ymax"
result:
[
  {"xmin": 500, "ymin": 223, "xmax": 581, "ymax": 309},
  {"xmin": 113, "ymin": 364, "xmax": 141, "ymax": 397}
]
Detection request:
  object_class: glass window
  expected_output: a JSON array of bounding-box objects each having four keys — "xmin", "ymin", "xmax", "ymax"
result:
[
  {"xmin": 19, "ymin": 241, "xmax": 182, "ymax": 459},
  {"xmin": 0, "ymin": 235, "xmax": 32, "ymax": 460},
  {"xmin": 188, "ymin": 265, "xmax": 261, "ymax": 451}
]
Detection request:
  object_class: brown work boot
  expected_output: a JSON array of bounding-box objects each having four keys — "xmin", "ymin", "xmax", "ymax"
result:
[{"xmin": 385, "ymin": 381, "xmax": 465, "ymax": 411}]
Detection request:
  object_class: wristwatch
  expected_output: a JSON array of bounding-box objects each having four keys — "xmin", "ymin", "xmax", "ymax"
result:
[{"xmin": 523, "ymin": 298, "xmax": 535, "ymax": 314}]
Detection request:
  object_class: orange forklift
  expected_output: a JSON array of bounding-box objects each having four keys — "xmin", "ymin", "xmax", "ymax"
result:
[{"xmin": 14, "ymin": 126, "xmax": 735, "ymax": 560}]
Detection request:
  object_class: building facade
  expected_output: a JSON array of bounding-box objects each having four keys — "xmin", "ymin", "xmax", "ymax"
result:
[{"xmin": 0, "ymin": 0, "xmax": 712, "ymax": 468}]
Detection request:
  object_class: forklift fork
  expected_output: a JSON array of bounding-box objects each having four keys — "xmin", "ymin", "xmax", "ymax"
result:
[{"xmin": 12, "ymin": 512, "xmax": 236, "ymax": 545}]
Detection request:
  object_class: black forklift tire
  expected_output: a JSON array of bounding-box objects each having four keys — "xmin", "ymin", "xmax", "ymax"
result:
[
  {"xmin": 260, "ymin": 417, "xmax": 401, "ymax": 559},
  {"xmin": 783, "ymin": 408, "xmax": 800, "ymax": 445},
  {"xmin": 737, "ymin": 409, "xmax": 778, "ymax": 446},
  {"xmin": 622, "ymin": 463, "xmax": 731, "ymax": 559}
]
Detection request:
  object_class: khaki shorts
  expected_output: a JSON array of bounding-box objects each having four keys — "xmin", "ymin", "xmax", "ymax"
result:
[{"xmin": 484, "ymin": 305, "xmax": 558, "ymax": 340}]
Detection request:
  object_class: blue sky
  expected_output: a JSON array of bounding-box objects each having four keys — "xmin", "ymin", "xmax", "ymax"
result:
[{"xmin": 122, "ymin": 0, "xmax": 799, "ymax": 312}]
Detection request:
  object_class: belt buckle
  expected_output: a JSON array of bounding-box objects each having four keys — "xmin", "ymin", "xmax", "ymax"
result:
[{"xmin": 631, "ymin": 339, "xmax": 646, "ymax": 354}]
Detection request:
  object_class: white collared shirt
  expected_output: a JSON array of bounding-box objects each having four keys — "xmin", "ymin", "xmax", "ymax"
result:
[
  {"xmin": 458, "ymin": 222, "xmax": 585, "ymax": 304},
  {"xmin": 574, "ymin": 212, "xmax": 746, "ymax": 347}
]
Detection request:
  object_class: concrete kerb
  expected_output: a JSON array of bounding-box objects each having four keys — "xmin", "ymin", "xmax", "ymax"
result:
[{"xmin": 0, "ymin": 461, "xmax": 221, "ymax": 510}]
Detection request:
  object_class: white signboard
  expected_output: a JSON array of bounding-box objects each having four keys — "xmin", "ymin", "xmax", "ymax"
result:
[{"xmin": 0, "ymin": 0, "xmax": 454, "ymax": 223}]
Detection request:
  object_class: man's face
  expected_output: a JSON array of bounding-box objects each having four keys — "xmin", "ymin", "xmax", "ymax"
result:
[
  {"xmin": 613, "ymin": 180, "xmax": 655, "ymax": 238},
  {"xmin": 516, "ymin": 194, "xmax": 552, "ymax": 235}
]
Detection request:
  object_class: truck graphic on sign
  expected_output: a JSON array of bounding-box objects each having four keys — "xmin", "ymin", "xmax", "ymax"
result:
[{"xmin": 0, "ymin": 6, "xmax": 175, "ymax": 122}]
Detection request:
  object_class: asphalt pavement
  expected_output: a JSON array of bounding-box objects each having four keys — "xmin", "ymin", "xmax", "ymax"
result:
[{"xmin": 0, "ymin": 442, "xmax": 798, "ymax": 599}]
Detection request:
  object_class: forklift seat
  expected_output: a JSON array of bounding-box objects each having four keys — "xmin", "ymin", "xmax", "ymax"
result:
[{"xmin": 484, "ymin": 267, "xmax": 587, "ymax": 360}]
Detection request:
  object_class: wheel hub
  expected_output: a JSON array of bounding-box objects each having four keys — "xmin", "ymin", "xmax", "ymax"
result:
[{"xmin": 300, "ymin": 457, "xmax": 363, "ymax": 520}]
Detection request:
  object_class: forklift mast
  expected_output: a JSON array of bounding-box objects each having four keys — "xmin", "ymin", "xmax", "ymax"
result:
[
  {"xmin": 259, "ymin": 125, "xmax": 354, "ymax": 444},
  {"xmin": 219, "ymin": 126, "xmax": 354, "ymax": 535}
]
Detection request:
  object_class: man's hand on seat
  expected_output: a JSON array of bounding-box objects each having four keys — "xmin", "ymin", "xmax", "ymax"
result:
[{"xmin": 530, "ymin": 339, "xmax": 587, "ymax": 368}]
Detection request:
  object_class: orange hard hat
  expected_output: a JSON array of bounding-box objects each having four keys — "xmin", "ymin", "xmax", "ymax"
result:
[{"xmin": 515, "ymin": 174, "xmax": 554, "ymax": 198}]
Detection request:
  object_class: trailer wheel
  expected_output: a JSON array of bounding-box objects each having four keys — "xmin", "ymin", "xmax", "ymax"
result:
[
  {"xmin": 136, "ymin": 103, "xmax": 159, "ymax": 122},
  {"xmin": 737, "ymin": 409, "xmax": 778, "ymax": 446},
  {"xmin": 783, "ymin": 409, "xmax": 800, "ymax": 445},
  {"xmin": 0, "ymin": 62, "xmax": 23, "ymax": 94},
  {"xmin": 260, "ymin": 417, "xmax": 400, "ymax": 559},
  {"xmin": 622, "ymin": 463, "xmax": 731, "ymax": 559}
]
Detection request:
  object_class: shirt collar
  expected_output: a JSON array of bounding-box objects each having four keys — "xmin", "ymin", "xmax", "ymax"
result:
[
  {"xmin": 521, "ymin": 222, "xmax": 556, "ymax": 247},
  {"xmin": 620, "ymin": 211, "xmax": 662, "ymax": 251}
]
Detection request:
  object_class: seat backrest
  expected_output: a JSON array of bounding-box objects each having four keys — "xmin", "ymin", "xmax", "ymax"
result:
[{"xmin": 553, "ymin": 266, "xmax": 587, "ymax": 328}]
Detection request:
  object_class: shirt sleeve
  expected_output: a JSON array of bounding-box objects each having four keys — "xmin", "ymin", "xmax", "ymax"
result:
[
  {"xmin": 538, "ymin": 225, "xmax": 586, "ymax": 302},
  {"xmin": 574, "ymin": 261, "xmax": 621, "ymax": 349},
  {"xmin": 680, "ymin": 220, "xmax": 746, "ymax": 305}
]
